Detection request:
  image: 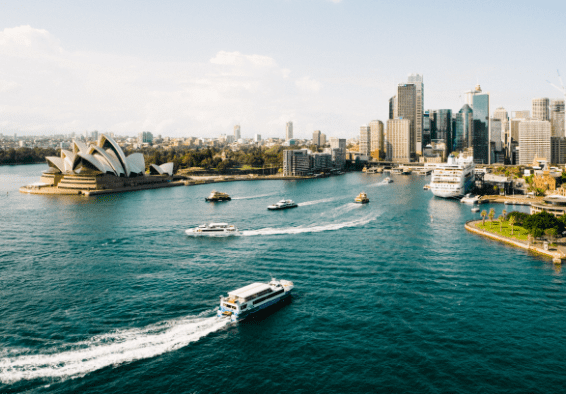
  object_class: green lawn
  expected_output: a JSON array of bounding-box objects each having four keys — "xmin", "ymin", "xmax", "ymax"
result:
[{"xmin": 476, "ymin": 220, "xmax": 530, "ymax": 241}]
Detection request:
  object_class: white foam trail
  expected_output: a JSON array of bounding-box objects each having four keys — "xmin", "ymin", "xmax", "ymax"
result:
[
  {"xmin": 232, "ymin": 193, "xmax": 275, "ymax": 200},
  {"xmin": 0, "ymin": 312, "xmax": 229, "ymax": 384},
  {"xmin": 368, "ymin": 182, "xmax": 387, "ymax": 187},
  {"xmin": 297, "ymin": 198, "xmax": 336, "ymax": 207},
  {"xmin": 240, "ymin": 213, "xmax": 377, "ymax": 236}
]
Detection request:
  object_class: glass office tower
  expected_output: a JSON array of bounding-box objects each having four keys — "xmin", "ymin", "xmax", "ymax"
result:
[
  {"xmin": 472, "ymin": 93, "xmax": 490, "ymax": 164},
  {"xmin": 454, "ymin": 104, "xmax": 473, "ymax": 151}
]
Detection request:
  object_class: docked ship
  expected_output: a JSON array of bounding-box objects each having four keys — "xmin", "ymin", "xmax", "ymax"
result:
[
  {"xmin": 185, "ymin": 223, "xmax": 238, "ymax": 236},
  {"xmin": 354, "ymin": 192, "xmax": 370, "ymax": 203},
  {"xmin": 430, "ymin": 155, "xmax": 475, "ymax": 198},
  {"xmin": 217, "ymin": 278, "xmax": 294, "ymax": 322},
  {"xmin": 267, "ymin": 199, "xmax": 298, "ymax": 210},
  {"xmin": 205, "ymin": 191, "xmax": 231, "ymax": 201}
]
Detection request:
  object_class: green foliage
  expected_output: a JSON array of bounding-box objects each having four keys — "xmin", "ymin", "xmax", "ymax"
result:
[
  {"xmin": 530, "ymin": 227, "xmax": 544, "ymax": 239},
  {"xmin": 0, "ymin": 147, "xmax": 60, "ymax": 165},
  {"xmin": 522, "ymin": 211, "xmax": 563, "ymax": 233}
]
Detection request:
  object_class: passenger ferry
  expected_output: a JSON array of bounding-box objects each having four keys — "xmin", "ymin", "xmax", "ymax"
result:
[
  {"xmin": 185, "ymin": 223, "xmax": 238, "ymax": 236},
  {"xmin": 267, "ymin": 199, "xmax": 298, "ymax": 210},
  {"xmin": 205, "ymin": 191, "xmax": 231, "ymax": 202},
  {"xmin": 354, "ymin": 192, "xmax": 370, "ymax": 203},
  {"xmin": 217, "ymin": 278, "xmax": 294, "ymax": 322},
  {"xmin": 430, "ymin": 155, "xmax": 475, "ymax": 199}
]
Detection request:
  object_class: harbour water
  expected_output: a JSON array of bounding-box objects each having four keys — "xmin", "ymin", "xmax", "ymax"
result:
[{"xmin": 1, "ymin": 164, "xmax": 565, "ymax": 393}]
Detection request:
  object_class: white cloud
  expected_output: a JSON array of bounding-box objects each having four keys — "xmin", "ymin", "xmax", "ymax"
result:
[
  {"xmin": 295, "ymin": 76, "xmax": 322, "ymax": 93},
  {"xmin": 0, "ymin": 26, "xmax": 361, "ymax": 139}
]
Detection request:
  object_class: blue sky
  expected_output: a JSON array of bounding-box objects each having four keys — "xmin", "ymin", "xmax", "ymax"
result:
[{"xmin": 1, "ymin": 0, "xmax": 564, "ymax": 138}]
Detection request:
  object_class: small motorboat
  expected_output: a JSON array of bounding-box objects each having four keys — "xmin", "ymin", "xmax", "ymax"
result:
[
  {"xmin": 382, "ymin": 177, "xmax": 393, "ymax": 184},
  {"xmin": 354, "ymin": 192, "xmax": 370, "ymax": 204},
  {"xmin": 205, "ymin": 191, "xmax": 231, "ymax": 202},
  {"xmin": 471, "ymin": 207, "xmax": 480, "ymax": 212}
]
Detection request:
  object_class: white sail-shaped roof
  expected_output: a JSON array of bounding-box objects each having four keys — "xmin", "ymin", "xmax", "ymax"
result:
[
  {"xmin": 126, "ymin": 153, "xmax": 145, "ymax": 176},
  {"xmin": 72, "ymin": 140, "xmax": 89, "ymax": 155},
  {"xmin": 76, "ymin": 152, "xmax": 114, "ymax": 174},
  {"xmin": 98, "ymin": 135, "xmax": 130, "ymax": 177},
  {"xmin": 88, "ymin": 145, "xmax": 124, "ymax": 176},
  {"xmin": 46, "ymin": 156, "xmax": 65, "ymax": 173},
  {"xmin": 60, "ymin": 150, "xmax": 76, "ymax": 172},
  {"xmin": 159, "ymin": 162, "xmax": 174, "ymax": 176}
]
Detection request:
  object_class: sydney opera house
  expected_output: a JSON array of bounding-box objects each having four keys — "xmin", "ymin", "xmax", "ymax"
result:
[{"xmin": 21, "ymin": 134, "xmax": 175, "ymax": 195}]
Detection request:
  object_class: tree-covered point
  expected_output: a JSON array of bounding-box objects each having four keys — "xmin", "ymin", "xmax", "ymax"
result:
[
  {"xmin": 506, "ymin": 210, "xmax": 566, "ymax": 238},
  {"xmin": 124, "ymin": 145, "xmax": 288, "ymax": 173},
  {"xmin": 0, "ymin": 147, "xmax": 60, "ymax": 165}
]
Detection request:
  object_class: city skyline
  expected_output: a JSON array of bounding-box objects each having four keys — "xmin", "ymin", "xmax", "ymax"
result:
[{"xmin": 1, "ymin": 0, "xmax": 565, "ymax": 139}]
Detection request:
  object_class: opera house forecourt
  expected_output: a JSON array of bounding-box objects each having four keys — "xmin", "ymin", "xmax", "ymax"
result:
[{"xmin": 20, "ymin": 134, "xmax": 176, "ymax": 196}]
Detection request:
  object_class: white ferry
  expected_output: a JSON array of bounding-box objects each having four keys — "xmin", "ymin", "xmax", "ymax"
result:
[
  {"xmin": 382, "ymin": 177, "xmax": 392, "ymax": 184},
  {"xmin": 217, "ymin": 278, "xmax": 294, "ymax": 322},
  {"xmin": 267, "ymin": 199, "xmax": 298, "ymax": 210},
  {"xmin": 185, "ymin": 223, "xmax": 238, "ymax": 236},
  {"xmin": 430, "ymin": 155, "xmax": 475, "ymax": 199}
]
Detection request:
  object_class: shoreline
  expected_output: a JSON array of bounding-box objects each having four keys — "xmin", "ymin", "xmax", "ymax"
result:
[
  {"xmin": 19, "ymin": 173, "xmax": 331, "ymax": 196},
  {"xmin": 465, "ymin": 220, "xmax": 564, "ymax": 264}
]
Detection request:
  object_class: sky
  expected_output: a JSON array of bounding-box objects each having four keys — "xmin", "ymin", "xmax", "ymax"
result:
[{"xmin": 1, "ymin": 0, "xmax": 565, "ymax": 139}]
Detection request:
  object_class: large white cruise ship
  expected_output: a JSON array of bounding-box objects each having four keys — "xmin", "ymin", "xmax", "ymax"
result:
[{"xmin": 429, "ymin": 155, "xmax": 475, "ymax": 198}]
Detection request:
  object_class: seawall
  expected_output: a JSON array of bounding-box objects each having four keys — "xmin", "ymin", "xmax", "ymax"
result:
[{"xmin": 465, "ymin": 220, "xmax": 563, "ymax": 264}]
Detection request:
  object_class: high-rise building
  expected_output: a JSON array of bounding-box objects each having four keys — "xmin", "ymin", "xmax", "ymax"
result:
[
  {"xmin": 369, "ymin": 120, "xmax": 384, "ymax": 157},
  {"xmin": 397, "ymin": 83, "xmax": 416, "ymax": 157},
  {"xmin": 254, "ymin": 134, "xmax": 262, "ymax": 142},
  {"xmin": 138, "ymin": 131, "xmax": 153, "ymax": 144},
  {"xmin": 513, "ymin": 110, "xmax": 530, "ymax": 119},
  {"xmin": 386, "ymin": 119, "xmax": 411, "ymax": 162},
  {"xmin": 454, "ymin": 104, "xmax": 473, "ymax": 151},
  {"xmin": 407, "ymin": 73, "xmax": 423, "ymax": 154},
  {"xmin": 313, "ymin": 130, "xmax": 321, "ymax": 146},
  {"xmin": 359, "ymin": 125, "xmax": 371, "ymax": 156},
  {"xmin": 532, "ymin": 98, "xmax": 550, "ymax": 121},
  {"xmin": 283, "ymin": 149, "xmax": 309, "ymax": 175},
  {"xmin": 319, "ymin": 133, "xmax": 326, "ymax": 146},
  {"xmin": 436, "ymin": 109, "xmax": 452, "ymax": 149},
  {"xmin": 389, "ymin": 96, "xmax": 397, "ymax": 119},
  {"xmin": 550, "ymin": 99, "xmax": 565, "ymax": 137},
  {"xmin": 493, "ymin": 107, "xmax": 509, "ymax": 158},
  {"xmin": 423, "ymin": 111, "xmax": 432, "ymax": 146},
  {"xmin": 234, "ymin": 125, "xmax": 241, "ymax": 140},
  {"xmin": 472, "ymin": 91, "xmax": 490, "ymax": 164},
  {"xmin": 551, "ymin": 137, "xmax": 566, "ymax": 164},
  {"xmin": 518, "ymin": 120, "xmax": 551, "ymax": 165},
  {"xmin": 330, "ymin": 137, "xmax": 346, "ymax": 169},
  {"xmin": 465, "ymin": 85, "xmax": 482, "ymax": 107},
  {"xmin": 286, "ymin": 122, "xmax": 293, "ymax": 141},
  {"xmin": 490, "ymin": 118, "xmax": 503, "ymax": 163}
]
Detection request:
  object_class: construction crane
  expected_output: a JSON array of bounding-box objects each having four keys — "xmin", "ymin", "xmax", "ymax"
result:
[{"xmin": 546, "ymin": 70, "xmax": 566, "ymax": 136}]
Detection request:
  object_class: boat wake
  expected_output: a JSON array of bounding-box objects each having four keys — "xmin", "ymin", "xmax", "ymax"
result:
[
  {"xmin": 297, "ymin": 198, "xmax": 336, "ymax": 206},
  {"xmin": 0, "ymin": 311, "xmax": 228, "ymax": 384},
  {"xmin": 232, "ymin": 193, "xmax": 275, "ymax": 200},
  {"xmin": 240, "ymin": 213, "xmax": 377, "ymax": 236}
]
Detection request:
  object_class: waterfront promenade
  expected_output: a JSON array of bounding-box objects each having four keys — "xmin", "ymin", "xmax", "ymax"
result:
[{"xmin": 465, "ymin": 219, "xmax": 565, "ymax": 264}]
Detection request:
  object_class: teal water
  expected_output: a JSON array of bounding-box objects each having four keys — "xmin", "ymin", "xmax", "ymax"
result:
[{"xmin": 1, "ymin": 164, "xmax": 564, "ymax": 393}]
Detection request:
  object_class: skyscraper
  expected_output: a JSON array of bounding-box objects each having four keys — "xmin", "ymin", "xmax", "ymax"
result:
[
  {"xmin": 389, "ymin": 96, "xmax": 397, "ymax": 119},
  {"xmin": 313, "ymin": 130, "xmax": 321, "ymax": 146},
  {"xmin": 407, "ymin": 73, "xmax": 423, "ymax": 154},
  {"xmin": 423, "ymin": 111, "xmax": 432, "ymax": 146},
  {"xmin": 518, "ymin": 120, "xmax": 551, "ymax": 165},
  {"xmin": 550, "ymin": 99, "xmax": 565, "ymax": 137},
  {"xmin": 330, "ymin": 138, "xmax": 346, "ymax": 169},
  {"xmin": 454, "ymin": 104, "xmax": 472, "ymax": 151},
  {"xmin": 386, "ymin": 119, "xmax": 411, "ymax": 162},
  {"xmin": 472, "ymin": 91, "xmax": 490, "ymax": 164},
  {"xmin": 359, "ymin": 125, "xmax": 371, "ymax": 156},
  {"xmin": 286, "ymin": 122, "xmax": 293, "ymax": 141},
  {"xmin": 369, "ymin": 120, "xmax": 384, "ymax": 157},
  {"xmin": 234, "ymin": 125, "xmax": 241, "ymax": 140},
  {"xmin": 532, "ymin": 98, "xmax": 550, "ymax": 121},
  {"xmin": 397, "ymin": 83, "xmax": 416, "ymax": 158}
]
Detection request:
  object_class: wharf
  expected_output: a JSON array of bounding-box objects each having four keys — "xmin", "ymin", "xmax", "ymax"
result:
[{"xmin": 465, "ymin": 220, "xmax": 565, "ymax": 264}]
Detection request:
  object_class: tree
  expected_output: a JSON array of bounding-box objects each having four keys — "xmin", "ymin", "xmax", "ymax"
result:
[
  {"xmin": 481, "ymin": 210, "xmax": 487, "ymax": 225},
  {"xmin": 509, "ymin": 216, "xmax": 516, "ymax": 235},
  {"xmin": 502, "ymin": 209, "xmax": 507, "ymax": 220},
  {"xmin": 488, "ymin": 208, "xmax": 495, "ymax": 223},
  {"xmin": 545, "ymin": 228, "xmax": 558, "ymax": 244},
  {"xmin": 499, "ymin": 215, "xmax": 505, "ymax": 232}
]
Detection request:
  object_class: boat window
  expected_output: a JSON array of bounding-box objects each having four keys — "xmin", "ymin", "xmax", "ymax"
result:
[
  {"xmin": 253, "ymin": 289, "xmax": 285, "ymax": 305},
  {"xmin": 241, "ymin": 304, "xmax": 247, "ymax": 310}
]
